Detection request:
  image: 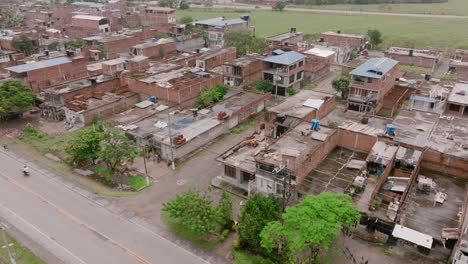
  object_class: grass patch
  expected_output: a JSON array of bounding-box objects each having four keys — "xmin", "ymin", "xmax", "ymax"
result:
[
  {"xmin": 179, "ymin": 9, "xmax": 468, "ymax": 51},
  {"xmin": 8, "ymin": 138, "xmax": 135, "ymax": 197},
  {"xmin": 129, "ymin": 174, "xmax": 149, "ymax": 191},
  {"xmin": 161, "ymin": 211, "xmax": 218, "ymax": 249},
  {"xmin": 377, "ymin": 108, "xmax": 392, "ymax": 118},
  {"xmin": 231, "ymin": 116, "xmax": 255, "ymax": 135},
  {"xmin": 303, "ymin": 83, "xmax": 318, "ymax": 90},
  {"xmin": 0, "ymin": 232, "xmax": 45, "ymax": 264},
  {"xmin": 398, "ymin": 64, "xmax": 431, "ymax": 75},
  {"xmin": 289, "ymin": 0, "xmax": 468, "ymax": 16},
  {"xmin": 232, "ymin": 250, "xmax": 274, "ymax": 264}
]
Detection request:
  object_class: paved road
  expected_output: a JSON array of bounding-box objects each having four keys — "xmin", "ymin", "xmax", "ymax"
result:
[
  {"xmin": 0, "ymin": 151, "xmax": 209, "ymax": 264},
  {"xmin": 193, "ymin": 4, "xmax": 468, "ymax": 19}
]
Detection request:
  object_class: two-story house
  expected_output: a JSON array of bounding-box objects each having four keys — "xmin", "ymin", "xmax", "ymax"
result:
[
  {"xmin": 193, "ymin": 16, "xmax": 249, "ymax": 48},
  {"xmin": 261, "ymin": 50, "xmax": 305, "ymax": 96},
  {"xmin": 348, "ymin": 57, "xmax": 400, "ymax": 113},
  {"xmin": 223, "ymin": 55, "xmax": 264, "ymax": 87}
]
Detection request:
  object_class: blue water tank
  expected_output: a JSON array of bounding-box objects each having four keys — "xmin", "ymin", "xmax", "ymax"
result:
[
  {"xmin": 386, "ymin": 124, "xmax": 396, "ymax": 136},
  {"xmin": 311, "ymin": 119, "xmax": 320, "ymax": 131},
  {"xmin": 150, "ymin": 96, "xmax": 156, "ymax": 103}
]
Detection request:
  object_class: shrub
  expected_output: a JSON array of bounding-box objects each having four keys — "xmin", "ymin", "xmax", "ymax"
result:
[
  {"xmin": 233, "ymin": 239, "xmax": 240, "ymax": 249},
  {"xmin": 222, "ymin": 229, "xmax": 230, "ymax": 237},
  {"xmin": 21, "ymin": 123, "xmax": 46, "ymax": 140},
  {"xmin": 286, "ymin": 87, "xmax": 296, "ymax": 96}
]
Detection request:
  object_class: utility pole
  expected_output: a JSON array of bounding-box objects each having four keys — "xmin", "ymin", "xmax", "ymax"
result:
[
  {"xmin": 167, "ymin": 112, "xmax": 175, "ymax": 170},
  {"xmin": 142, "ymin": 146, "xmax": 150, "ymax": 186},
  {"xmin": 1, "ymin": 226, "xmax": 16, "ymax": 264}
]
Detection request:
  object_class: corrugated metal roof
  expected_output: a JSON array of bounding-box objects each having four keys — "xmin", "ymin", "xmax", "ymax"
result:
[
  {"xmin": 262, "ymin": 51, "xmax": 305, "ymax": 65},
  {"xmin": 350, "ymin": 57, "xmax": 398, "ymax": 79},
  {"xmin": 410, "ymin": 95, "xmax": 437, "ymax": 103},
  {"xmin": 194, "ymin": 17, "xmax": 246, "ymax": 27},
  {"xmin": 71, "ymin": 1, "xmax": 104, "ymax": 8},
  {"xmin": 72, "ymin": 15, "xmax": 106, "ymax": 21},
  {"xmin": 6, "ymin": 57, "xmax": 72, "ymax": 73}
]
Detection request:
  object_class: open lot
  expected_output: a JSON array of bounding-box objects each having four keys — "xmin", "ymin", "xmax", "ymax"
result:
[
  {"xmin": 179, "ymin": 9, "xmax": 468, "ymax": 51},
  {"xmin": 290, "ymin": 0, "xmax": 468, "ymax": 16}
]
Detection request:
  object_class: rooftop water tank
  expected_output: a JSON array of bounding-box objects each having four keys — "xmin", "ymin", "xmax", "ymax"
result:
[
  {"xmin": 150, "ymin": 96, "xmax": 156, "ymax": 103},
  {"xmin": 311, "ymin": 119, "xmax": 320, "ymax": 131},
  {"xmin": 386, "ymin": 124, "xmax": 396, "ymax": 136}
]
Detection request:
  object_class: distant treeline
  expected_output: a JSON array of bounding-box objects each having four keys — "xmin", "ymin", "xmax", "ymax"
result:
[{"xmin": 240, "ymin": 0, "xmax": 447, "ymax": 4}]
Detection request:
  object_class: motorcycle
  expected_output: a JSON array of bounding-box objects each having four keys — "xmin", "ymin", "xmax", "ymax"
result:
[{"xmin": 22, "ymin": 169, "xmax": 29, "ymax": 177}]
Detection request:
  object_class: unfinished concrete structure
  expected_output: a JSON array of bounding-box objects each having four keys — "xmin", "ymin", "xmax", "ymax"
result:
[
  {"xmin": 195, "ymin": 47, "xmax": 237, "ymax": 71},
  {"xmin": 139, "ymin": 6, "xmax": 176, "ymax": 30},
  {"xmin": 445, "ymin": 83, "xmax": 468, "ymax": 117},
  {"xmin": 223, "ymin": 55, "xmax": 264, "ymax": 88},
  {"xmin": 194, "ymin": 16, "xmax": 249, "ymax": 48},
  {"xmin": 348, "ymin": 57, "xmax": 401, "ymax": 113},
  {"xmin": 302, "ymin": 47, "xmax": 335, "ymax": 81},
  {"xmin": 385, "ymin": 47, "xmax": 442, "ymax": 69},
  {"xmin": 267, "ymin": 29, "xmax": 304, "ymax": 51},
  {"xmin": 131, "ymin": 38, "xmax": 177, "ymax": 59},
  {"xmin": 262, "ymin": 50, "xmax": 305, "ymax": 96},
  {"xmin": 68, "ymin": 15, "xmax": 111, "ymax": 38}
]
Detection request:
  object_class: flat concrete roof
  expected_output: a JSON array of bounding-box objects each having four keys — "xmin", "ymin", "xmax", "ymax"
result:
[
  {"xmin": 321, "ymin": 31, "xmax": 367, "ymax": 39},
  {"xmin": 267, "ymin": 31, "xmax": 303, "ymax": 42},
  {"xmin": 269, "ymin": 90, "xmax": 333, "ymax": 119},
  {"xmin": 399, "ymin": 169, "xmax": 467, "ymax": 240},
  {"xmin": 387, "ymin": 47, "xmax": 441, "ymax": 59},
  {"xmin": 256, "ymin": 122, "xmax": 335, "ymax": 166},
  {"xmin": 428, "ymin": 116, "xmax": 468, "ymax": 158},
  {"xmin": 132, "ymin": 38, "xmax": 174, "ymax": 49},
  {"xmin": 212, "ymin": 90, "xmax": 266, "ymax": 117},
  {"xmin": 392, "ymin": 109, "xmax": 439, "ymax": 148},
  {"xmin": 448, "ymin": 83, "xmax": 468, "ymax": 105},
  {"xmin": 224, "ymin": 55, "xmax": 262, "ymax": 67}
]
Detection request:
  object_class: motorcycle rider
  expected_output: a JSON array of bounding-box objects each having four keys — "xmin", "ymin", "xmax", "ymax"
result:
[{"xmin": 22, "ymin": 165, "xmax": 29, "ymax": 175}]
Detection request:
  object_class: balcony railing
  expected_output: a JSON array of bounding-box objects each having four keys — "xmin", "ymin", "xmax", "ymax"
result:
[{"xmin": 351, "ymin": 80, "xmax": 365, "ymax": 86}]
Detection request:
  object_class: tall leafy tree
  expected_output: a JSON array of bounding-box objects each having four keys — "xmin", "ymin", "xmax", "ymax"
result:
[
  {"xmin": 12, "ymin": 35, "xmax": 34, "ymax": 55},
  {"xmin": 163, "ymin": 190, "xmax": 221, "ymax": 235},
  {"xmin": 65, "ymin": 127, "xmax": 103, "ymax": 163},
  {"xmin": 99, "ymin": 127, "xmax": 140, "ymax": 173},
  {"xmin": 224, "ymin": 30, "xmax": 268, "ymax": 56},
  {"xmin": 331, "ymin": 76, "xmax": 350, "ymax": 99},
  {"xmin": 0, "ymin": 79, "xmax": 34, "ymax": 116},
  {"xmin": 260, "ymin": 193, "xmax": 360, "ymax": 264},
  {"xmin": 273, "ymin": 1, "xmax": 287, "ymax": 11},
  {"xmin": 238, "ymin": 193, "xmax": 281, "ymax": 250},
  {"xmin": 218, "ymin": 190, "xmax": 233, "ymax": 229},
  {"xmin": 367, "ymin": 29, "xmax": 383, "ymax": 48}
]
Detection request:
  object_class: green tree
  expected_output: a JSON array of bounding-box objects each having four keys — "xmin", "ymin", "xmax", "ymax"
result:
[
  {"xmin": 238, "ymin": 193, "xmax": 281, "ymax": 250},
  {"xmin": 195, "ymin": 84, "xmax": 229, "ymax": 107},
  {"xmin": 251, "ymin": 80, "xmax": 273, "ymax": 93},
  {"xmin": 179, "ymin": 0, "xmax": 190, "ymax": 9},
  {"xmin": 69, "ymin": 39, "xmax": 86, "ymax": 49},
  {"xmin": 99, "ymin": 127, "xmax": 140, "ymax": 173},
  {"xmin": 260, "ymin": 193, "xmax": 360, "ymax": 264},
  {"xmin": 331, "ymin": 76, "xmax": 350, "ymax": 99},
  {"xmin": 273, "ymin": 1, "xmax": 287, "ymax": 11},
  {"xmin": 65, "ymin": 127, "xmax": 103, "ymax": 163},
  {"xmin": 163, "ymin": 190, "xmax": 221, "ymax": 235},
  {"xmin": 218, "ymin": 191, "xmax": 233, "ymax": 229},
  {"xmin": 179, "ymin": 15, "xmax": 193, "ymax": 25},
  {"xmin": 0, "ymin": 80, "xmax": 34, "ymax": 116},
  {"xmin": 12, "ymin": 35, "xmax": 34, "ymax": 55},
  {"xmin": 367, "ymin": 29, "xmax": 383, "ymax": 48},
  {"xmin": 159, "ymin": 47, "xmax": 165, "ymax": 59},
  {"xmin": 158, "ymin": 0, "xmax": 179, "ymax": 8},
  {"xmin": 224, "ymin": 29, "xmax": 269, "ymax": 56}
]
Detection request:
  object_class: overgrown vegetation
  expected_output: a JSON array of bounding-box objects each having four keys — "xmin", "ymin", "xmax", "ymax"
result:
[
  {"xmin": 0, "ymin": 79, "xmax": 35, "ymax": 117},
  {"xmin": 303, "ymin": 83, "xmax": 317, "ymax": 90},
  {"xmin": 286, "ymin": 87, "xmax": 296, "ymax": 96},
  {"xmin": 251, "ymin": 80, "xmax": 273, "ymax": 93},
  {"xmin": 195, "ymin": 84, "xmax": 229, "ymax": 107},
  {"xmin": 398, "ymin": 64, "xmax": 431, "ymax": 75},
  {"xmin": 12, "ymin": 35, "xmax": 34, "ymax": 55},
  {"xmin": 224, "ymin": 29, "xmax": 269, "ymax": 56},
  {"xmin": 129, "ymin": 174, "xmax": 148, "ymax": 191},
  {"xmin": 232, "ymin": 250, "xmax": 274, "ymax": 264},
  {"xmin": 231, "ymin": 116, "xmax": 255, "ymax": 134},
  {"xmin": 69, "ymin": 39, "xmax": 87, "ymax": 49}
]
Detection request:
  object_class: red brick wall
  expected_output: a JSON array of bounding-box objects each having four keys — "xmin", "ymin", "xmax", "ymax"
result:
[
  {"xmin": 25, "ymin": 57, "xmax": 89, "ymax": 93},
  {"xmin": 386, "ymin": 53, "xmax": 436, "ymax": 68},
  {"xmin": 60, "ymin": 78, "xmax": 122, "ymax": 103},
  {"xmin": 320, "ymin": 33, "xmax": 367, "ymax": 49},
  {"xmin": 122, "ymin": 14, "xmax": 141, "ymax": 28},
  {"xmin": 337, "ymin": 128, "xmax": 378, "ymax": 153},
  {"xmin": 316, "ymin": 96, "xmax": 335, "ymax": 119},
  {"xmin": 304, "ymin": 54, "xmax": 333, "ymax": 73},
  {"xmin": 71, "ymin": 17, "xmax": 101, "ymax": 29},
  {"xmin": 421, "ymin": 148, "xmax": 468, "ymax": 178},
  {"xmin": 100, "ymin": 36, "xmax": 141, "ymax": 59},
  {"xmin": 202, "ymin": 48, "xmax": 237, "ymax": 70},
  {"xmin": 140, "ymin": 41, "xmax": 177, "ymax": 58},
  {"xmin": 128, "ymin": 74, "xmax": 223, "ymax": 106}
]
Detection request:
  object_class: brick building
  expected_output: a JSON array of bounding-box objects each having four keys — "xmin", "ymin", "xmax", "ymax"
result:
[
  {"xmin": 450, "ymin": 49, "xmax": 468, "ymax": 81},
  {"xmin": 267, "ymin": 29, "xmax": 304, "ymax": 51},
  {"xmin": 385, "ymin": 47, "xmax": 441, "ymax": 69},
  {"xmin": 195, "ymin": 47, "xmax": 237, "ymax": 71},
  {"xmin": 139, "ymin": 6, "xmax": 176, "ymax": 31},
  {"xmin": 67, "ymin": 15, "xmax": 111, "ymax": 38},
  {"xmin": 223, "ymin": 55, "xmax": 264, "ymax": 87},
  {"xmin": 348, "ymin": 57, "xmax": 401, "ymax": 113},
  {"xmin": 262, "ymin": 50, "xmax": 306, "ymax": 96},
  {"xmin": 127, "ymin": 68, "xmax": 222, "ymax": 107},
  {"xmin": 6, "ymin": 56, "xmax": 89, "ymax": 93},
  {"xmin": 194, "ymin": 16, "xmax": 249, "ymax": 47},
  {"xmin": 101, "ymin": 58, "xmax": 126, "ymax": 76},
  {"xmin": 320, "ymin": 31, "xmax": 368, "ymax": 51},
  {"xmin": 302, "ymin": 47, "xmax": 335, "ymax": 81},
  {"xmin": 445, "ymin": 82, "xmax": 468, "ymax": 117},
  {"xmin": 131, "ymin": 38, "xmax": 176, "ymax": 59}
]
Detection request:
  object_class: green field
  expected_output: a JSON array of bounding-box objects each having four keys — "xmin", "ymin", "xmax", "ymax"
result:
[
  {"xmin": 178, "ymin": 9, "xmax": 468, "ymax": 51},
  {"xmin": 0, "ymin": 232, "xmax": 45, "ymax": 264},
  {"xmin": 290, "ymin": 0, "xmax": 468, "ymax": 16}
]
